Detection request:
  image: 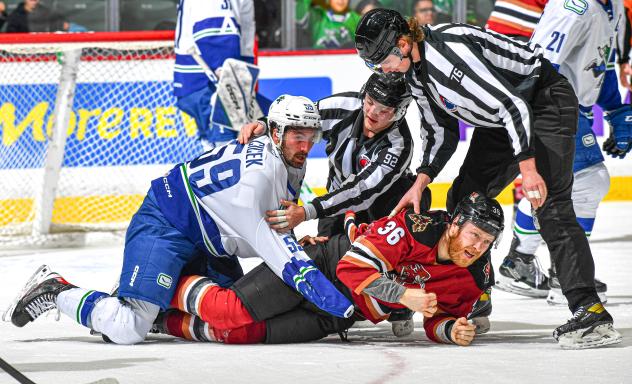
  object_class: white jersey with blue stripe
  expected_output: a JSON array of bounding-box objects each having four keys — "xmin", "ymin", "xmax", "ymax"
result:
[
  {"xmin": 530, "ymin": 0, "xmax": 624, "ymax": 107},
  {"xmin": 151, "ymin": 137, "xmax": 355, "ymax": 318},
  {"xmin": 151, "ymin": 137, "xmax": 305, "ymax": 278},
  {"xmin": 173, "ymin": 0, "xmax": 255, "ymax": 98}
]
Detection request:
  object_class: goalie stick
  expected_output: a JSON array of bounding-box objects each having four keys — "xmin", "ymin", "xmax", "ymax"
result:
[{"xmin": 0, "ymin": 357, "xmax": 119, "ymax": 384}]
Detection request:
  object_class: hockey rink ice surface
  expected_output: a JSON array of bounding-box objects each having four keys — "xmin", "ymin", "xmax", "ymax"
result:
[{"xmin": 0, "ymin": 203, "xmax": 631, "ymax": 384}]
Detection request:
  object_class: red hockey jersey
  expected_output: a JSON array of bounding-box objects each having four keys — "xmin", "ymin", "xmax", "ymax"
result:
[
  {"xmin": 336, "ymin": 209, "xmax": 493, "ymax": 343},
  {"xmin": 485, "ymin": 0, "xmax": 547, "ymax": 38}
]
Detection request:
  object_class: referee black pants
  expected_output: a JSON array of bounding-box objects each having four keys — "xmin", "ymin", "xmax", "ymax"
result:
[{"xmin": 447, "ymin": 77, "xmax": 598, "ymax": 312}]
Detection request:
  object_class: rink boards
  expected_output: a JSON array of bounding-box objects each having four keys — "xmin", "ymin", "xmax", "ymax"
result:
[{"xmin": 1, "ymin": 51, "xmax": 631, "ymax": 229}]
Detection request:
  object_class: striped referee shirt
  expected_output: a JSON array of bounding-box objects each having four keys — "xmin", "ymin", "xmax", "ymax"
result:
[
  {"xmin": 409, "ymin": 23, "xmax": 562, "ymax": 180},
  {"xmin": 305, "ymin": 92, "xmax": 414, "ymax": 218}
]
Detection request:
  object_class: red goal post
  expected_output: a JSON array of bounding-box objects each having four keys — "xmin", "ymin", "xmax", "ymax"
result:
[{"xmin": 0, "ymin": 31, "xmax": 203, "ymax": 249}]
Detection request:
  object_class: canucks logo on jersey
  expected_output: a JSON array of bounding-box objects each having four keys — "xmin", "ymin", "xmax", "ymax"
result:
[{"xmin": 563, "ymin": 0, "xmax": 589, "ymax": 15}]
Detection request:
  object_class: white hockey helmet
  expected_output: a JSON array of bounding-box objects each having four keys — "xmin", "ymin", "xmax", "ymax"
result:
[{"xmin": 268, "ymin": 95, "xmax": 322, "ymax": 144}]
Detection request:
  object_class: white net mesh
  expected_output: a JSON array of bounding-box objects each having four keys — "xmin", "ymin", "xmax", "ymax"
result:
[{"xmin": 0, "ymin": 37, "xmax": 202, "ymax": 248}]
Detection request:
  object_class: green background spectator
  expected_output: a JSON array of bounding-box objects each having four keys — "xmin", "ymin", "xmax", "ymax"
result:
[{"xmin": 297, "ymin": 0, "xmax": 361, "ymax": 49}]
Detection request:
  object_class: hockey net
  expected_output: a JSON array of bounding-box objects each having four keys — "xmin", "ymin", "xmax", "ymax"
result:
[{"xmin": 0, "ymin": 31, "xmax": 201, "ymax": 249}]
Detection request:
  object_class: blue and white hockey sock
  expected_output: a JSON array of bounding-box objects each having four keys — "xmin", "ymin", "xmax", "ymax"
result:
[
  {"xmin": 576, "ymin": 216, "xmax": 595, "ymax": 237},
  {"xmin": 512, "ymin": 198, "xmax": 542, "ymax": 255},
  {"xmin": 57, "ymin": 288, "xmax": 108, "ymax": 328}
]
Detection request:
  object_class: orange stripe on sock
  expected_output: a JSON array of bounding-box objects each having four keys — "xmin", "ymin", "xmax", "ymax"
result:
[
  {"xmin": 171, "ymin": 275, "xmax": 200, "ymax": 311},
  {"xmin": 180, "ymin": 313, "xmax": 194, "ymax": 341}
]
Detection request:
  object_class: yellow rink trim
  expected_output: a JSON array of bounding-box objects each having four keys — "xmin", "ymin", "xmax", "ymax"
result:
[
  {"xmin": 0, "ymin": 176, "xmax": 630, "ymax": 227},
  {"xmin": 0, "ymin": 195, "xmax": 145, "ymax": 226}
]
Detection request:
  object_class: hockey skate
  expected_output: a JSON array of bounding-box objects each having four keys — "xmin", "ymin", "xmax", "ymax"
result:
[
  {"xmin": 389, "ymin": 308, "xmax": 414, "ymax": 337},
  {"xmin": 496, "ymin": 249, "xmax": 549, "ymax": 298},
  {"xmin": 469, "ymin": 288, "xmax": 492, "ymax": 334},
  {"xmin": 3, "ymin": 265, "xmax": 75, "ymax": 327},
  {"xmin": 553, "ymin": 302, "xmax": 622, "ymax": 349},
  {"xmin": 546, "ymin": 270, "xmax": 608, "ymax": 306}
]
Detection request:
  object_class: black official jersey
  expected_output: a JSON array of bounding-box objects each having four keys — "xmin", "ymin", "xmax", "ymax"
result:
[
  {"xmin": 310, "ymin": 92, "xmax": 414, "ymax": 218},
  {"xmin": 409, "ymin": 23, "xmax": 562, "ymax": 180}
]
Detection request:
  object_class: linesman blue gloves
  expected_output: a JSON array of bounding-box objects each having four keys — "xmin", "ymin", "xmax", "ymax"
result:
[{"xmin": 603, "ymin": 105, "xmax": 632, "ymax": 159}]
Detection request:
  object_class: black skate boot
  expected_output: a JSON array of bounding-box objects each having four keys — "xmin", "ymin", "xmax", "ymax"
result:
[
  {"xmin": 388, "ymin": 308, "xmax": 414, "ymax": 337},
  {"xmin": 149, "ymin": 309, "xmax": 174, "ymax": 335},
  {"xmin": 496, "ymin": 238, "xmax": 549, "ymax": 298},
  {"xmin": 8, "ymin": 265, "xmax": 75, "ymax": 327},
  {"xmin": 553, "ymin": 301, "xmax": 622, "ymax": 349},
  {"xmin": 546, "ymin": 268, "xmax": 608, "ymax": 305},
  {"xmin": 469, "ymin": 288, "xmax": 492, "ymax": 334}
]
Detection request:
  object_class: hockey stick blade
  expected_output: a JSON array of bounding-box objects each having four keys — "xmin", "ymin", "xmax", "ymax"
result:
[{"xmin": 2, "ymin": 265, "xmax": 52, "ymax": 323}]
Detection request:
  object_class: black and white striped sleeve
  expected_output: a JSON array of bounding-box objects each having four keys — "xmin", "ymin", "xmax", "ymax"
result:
[
  {"xmin": 437, "ymin": 25, "xmax": 537, "ymax": 160},
  {"xmin": 309, "ymin": 125, "xmax": 414, "ymax": 218},
  {"xmin": 317, "ymin": 92, "xmax": 362, "ymax": 141},
  {"xmin": 411, "ymin": 87, "xmax": 460, "ymax": 180}
]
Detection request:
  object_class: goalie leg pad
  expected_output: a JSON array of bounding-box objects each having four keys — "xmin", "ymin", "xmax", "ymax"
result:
[
  {"xmin": 265, "ymin": 308, "xmax": 355, "ymax": 344},
  {"xmin": 231, "ymin": 262, "xmax": 303, "ymax": 322}
]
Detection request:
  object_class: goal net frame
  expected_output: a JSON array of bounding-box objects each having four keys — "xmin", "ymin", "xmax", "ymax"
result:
[{"xmin": 0, "ymin": 31, "xmax": 201, "ymax": 249}]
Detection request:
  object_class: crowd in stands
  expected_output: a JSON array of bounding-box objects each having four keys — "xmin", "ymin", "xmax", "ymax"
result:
[
  {"xmin": 0, "ymin": 0, "xmax": 94, "ymax": 33},
  {"xmin": 0, "ymin": 0, "xmax": 468, "ymax": 47},
  {"xmin": 0, "ymin": 0, "xmax": 66, "ymax": 32},
  {"xmin": 1, "ymin": 0, "xmax": 631, "ymax": 65}
]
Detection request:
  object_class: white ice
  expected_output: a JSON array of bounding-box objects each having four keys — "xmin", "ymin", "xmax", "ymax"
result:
[{"xmin": 1, "ymin": 203, "xmax": 631, "ymax": 384}]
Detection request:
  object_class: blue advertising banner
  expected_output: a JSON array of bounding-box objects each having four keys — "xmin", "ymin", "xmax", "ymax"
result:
[{"xmin": 0, "ymin": 76, "xmax": 334, "ymax": 169}]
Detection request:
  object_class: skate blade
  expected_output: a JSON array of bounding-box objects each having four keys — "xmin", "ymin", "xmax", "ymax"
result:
[
  {"xmin": 495, "ymin": 275, "xmax": 548, "ymax": 298},
  {"xmin": 558, "ymin": 323, "xmax": 623, "ymax": 350},
  {"xmin": 2, "ymin": 265, "xmax": 52, "ymax": 323}
]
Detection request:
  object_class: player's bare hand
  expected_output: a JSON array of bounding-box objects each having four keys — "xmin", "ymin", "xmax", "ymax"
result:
[
  {"xmin": 399, "ymin": 288, "xmax": 437, "ymax": 317},
  {"xmin": 238, "ymin": 121, "xmax": 265, "ymax": 144},
  {"xmin": 450, "ymin": 317, "xmax": 477, "ymax": 346},
  {"xmin": 389, "ymin": 173, "xmax": 431, "ymax": 217},
  {"xmin": 298, "ymin": 235, "xmax": 329, "ymax": 247},
  {"xmin": 519, "ymin": 158, "xmax": 547, "ymax": 209},
  {"xmin": 266, "ymin": 199, "xmax": 306, "ymax": 233}
]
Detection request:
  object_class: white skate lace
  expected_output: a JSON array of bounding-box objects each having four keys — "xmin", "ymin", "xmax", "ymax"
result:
[{"xmin": 25, "ymin": 293, "xmax": 57, "ymax": 320}]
